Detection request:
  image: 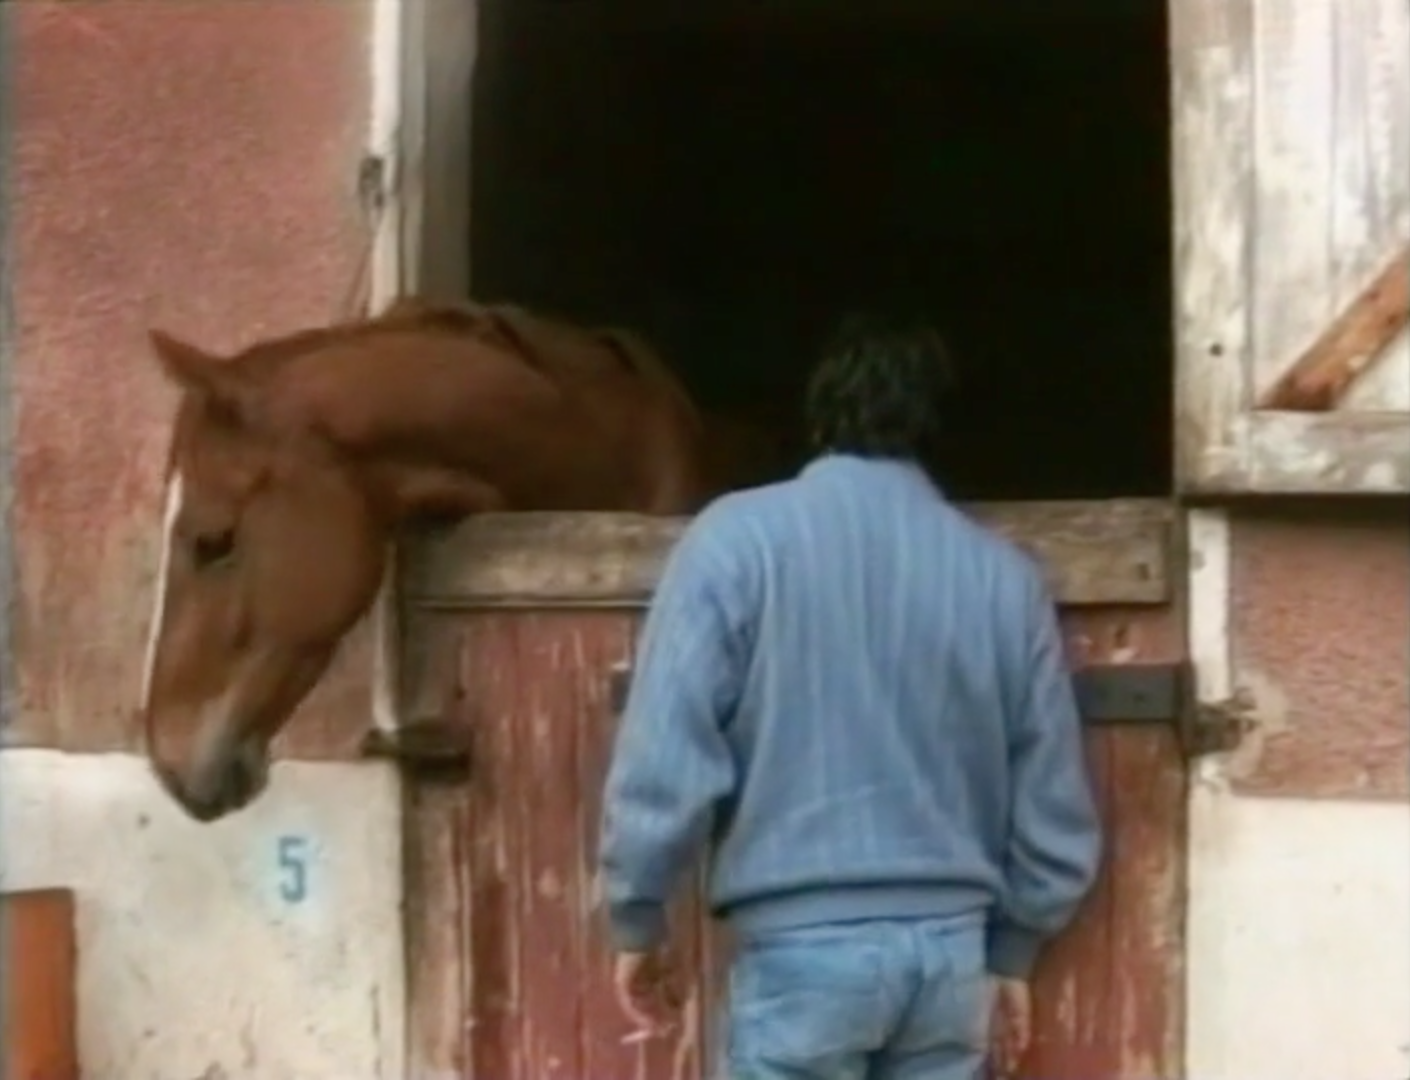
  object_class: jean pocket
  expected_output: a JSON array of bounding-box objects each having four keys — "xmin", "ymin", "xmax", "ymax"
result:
[
  {"xmin": 727, "ymin": 931, "xmax": 887, "ymax": 1066},
  {"xmin": 901, "ymin": 921, "xmax": 993, "ymax": 1054}
]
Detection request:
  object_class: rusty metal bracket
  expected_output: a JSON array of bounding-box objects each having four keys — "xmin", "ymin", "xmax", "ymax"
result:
[
  {"xmin": 1183, "ymin": 690, "xmax": 1257, "ymax": 758},
  {"xmin": 1071, "ymin": 661, "xmax": 1250, "ymax": 759},
  {"xmin": 1072, "ymin": 662, "xmax": 1187, "ymax": 725},
  {"xmin": 359, "ymin": 716, "xmax": 473, "ymax": 784}
]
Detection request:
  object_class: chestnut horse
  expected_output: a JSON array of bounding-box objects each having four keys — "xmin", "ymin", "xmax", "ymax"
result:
[{"xmin": 140, "ymin": 298, "xmax": 719, "ymax": 822}]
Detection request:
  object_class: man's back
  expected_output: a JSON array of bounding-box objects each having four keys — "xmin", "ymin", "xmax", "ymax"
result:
[
  {"xmin": 697, "ymin": 453, "xmax": 1074, "ymax": 938},
  {"xmin": 597, "ymin": 317, "xmax": 1100, "ymax": 1078}
]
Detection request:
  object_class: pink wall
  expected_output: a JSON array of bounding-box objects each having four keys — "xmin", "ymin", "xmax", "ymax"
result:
[
  {"xmin": 10, "ymin": 1, "xmax": 371, "ymax": 756},
  {"xmin": 1228, "ymin": 507, "xmax": 1409, "ymax": 800},
  {"xmin": 9, "ymin": 3, "xmax": 1406, "ymax": 799}
]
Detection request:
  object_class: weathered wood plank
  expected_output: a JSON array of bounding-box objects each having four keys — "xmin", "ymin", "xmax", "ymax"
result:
[
  {"xmin": 1021, "ymin": 607, "xmax": 1187, "ymax": 1080},
  {"xmin": 1336, "ymin": 0, "xmax": 1410, "ymax": 413},
  {"xmin": 1175, "ymin": 0, "xmax": 1410, "ymax": 494},
  {"xmin": 402, "ymin": 780, "xmax": 471, "ymax": 1080},
  {"xmin": 1192, "ymin": 411, "xmax": 1410, "ymax": 495},
  {"xmin": 1250, "ymin": 0, "xmax": 1409, "ymax": 414},
  {"xmin": 403, "ymin": 498, "xmax": 1175, "ymax": 610},
  {"xmin": 1258, "ymin": 244, "xmax": 1410, "ymax": 411},
  {"xmin": 446, "ymin": 613, "xmax": 709, "ymax": 1079},
  {"xmin": 1170, "ymin": 0, "xmax": 1255, "ymax": 492}
]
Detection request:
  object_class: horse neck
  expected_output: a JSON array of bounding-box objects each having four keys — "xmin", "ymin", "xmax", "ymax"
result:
[
  {"xmin": 254, "ymin": 311, "xmax": 713, "ymax": 517},
  {"xmin": 268, "ymin": 329, "xmax": 517, "ymax": 454}
]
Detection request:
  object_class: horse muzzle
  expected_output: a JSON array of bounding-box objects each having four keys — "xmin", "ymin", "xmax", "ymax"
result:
[{"xmin": 149, "ymin": 724, "xmax": 271, "ymax": 823}]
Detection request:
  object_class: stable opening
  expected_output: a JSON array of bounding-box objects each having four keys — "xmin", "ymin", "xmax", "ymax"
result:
[{"xmin": 462, "ymin": 0, "xmax": 1172, "ymax": 501}]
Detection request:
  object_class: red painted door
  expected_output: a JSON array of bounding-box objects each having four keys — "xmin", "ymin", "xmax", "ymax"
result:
[
  {"xmin": 4, "ymin": 889, "xmax": 80, "ymax": 1080},
  {"xmin": 458, "ymin": 611, "xmax": 713, "ymax": 1079},
  {"xmin": 400, "ymin": 509, "xmax": 1186, "ymax": 1079}
]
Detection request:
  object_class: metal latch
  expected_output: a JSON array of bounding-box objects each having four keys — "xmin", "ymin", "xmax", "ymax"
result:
[{"xmin": 360, "ymin": 718, "xmax": 474, "ymax": 782}]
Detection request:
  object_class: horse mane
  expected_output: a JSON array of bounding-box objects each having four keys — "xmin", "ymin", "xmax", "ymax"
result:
[
  {"xmin": 227, "ymin": 298, "xmax": 467, "ymax": 370},
  {"xmin": 589, "ymin": 324, "xmax": 702, "ymax": 429},
  {"xmin": 234, "ymin": 298, "xmax": 664, "ymax": 380},
  {"xmin": 211, "ymin": 298, "xmax": 702, "ymax": 446}
]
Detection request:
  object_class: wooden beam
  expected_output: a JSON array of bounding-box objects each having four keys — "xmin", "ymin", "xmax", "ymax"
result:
[
  {"xmin": 1258, "ymin": 244, "xmax": 1410, "ymax": 412},
  {"xmin": 403, "ymin": 498, "xmax": 1175, "ymax": 609},
  {"xmin": 1187, "ymin": 410, "xmax": 1410, "ymax": 495}
]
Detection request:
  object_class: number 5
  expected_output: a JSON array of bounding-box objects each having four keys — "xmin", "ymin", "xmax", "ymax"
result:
[{"xmin": 277, "ymin": 835, "xmax": 309, "ymax": 903}]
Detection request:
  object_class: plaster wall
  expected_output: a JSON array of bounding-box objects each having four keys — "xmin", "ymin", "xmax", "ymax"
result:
[
  {"xmin": 1, "ymin": 751, "xmax": 405, "ymax": 1080},
  {"xmin": 4, "ymin": 5, "xmax": 404, "ymax": 1076},
  {"xmin": 1187, "ymin": 509, "xmax": 1410, "ymax": 1080}
]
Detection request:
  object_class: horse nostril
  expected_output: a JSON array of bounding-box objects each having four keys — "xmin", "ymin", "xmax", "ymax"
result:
[
  {"xmin": 222, "ymin": 759, "xmax": 253, "ymax": 807},
  {"xmin": 220, "ymin": 748, "xmax": 269, "ymax": 813},
  {"xmin": 171, "ymin": 783, "xmax": 225, "ymax": 823}
]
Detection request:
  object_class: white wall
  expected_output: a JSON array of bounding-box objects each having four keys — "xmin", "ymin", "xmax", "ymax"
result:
[
  {"xmin": 1188, "ymin": 786, "xmax": 1410, "ymax": 1080},
  {"xmin": 1187, "ymin": 511, "xmax": 1410, "ymax": 1080},
  {"xmin": 0, "ymin": 750, "xmax": 405, "ymax": 1080}
]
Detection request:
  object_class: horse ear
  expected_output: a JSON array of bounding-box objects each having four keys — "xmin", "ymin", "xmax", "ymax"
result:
[
  {"xmin": 149, "ymin": 329, "xmax": 230, "ymax": 396},
  {"xmin": 148, "ymin": 329, "xmax": 248, "ymax": 424}
]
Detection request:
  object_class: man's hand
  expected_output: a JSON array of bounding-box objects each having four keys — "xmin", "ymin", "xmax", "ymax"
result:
[
  {"xmin": 988, "ymin": 976, "xmax": 1033, "ymax": 1078},
  {"xmin": 612, "ymin": 950, "xmax": 683, "ymax": 1036}
]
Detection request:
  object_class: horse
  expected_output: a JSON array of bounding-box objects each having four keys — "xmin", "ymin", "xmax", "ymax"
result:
[
  {"xmin": 693, "ymin": 409, "xmax": 797, "ymax": 497},
  {"xmin": 139, "ymin": 298, "xmax": 723, "ymax": 823}
]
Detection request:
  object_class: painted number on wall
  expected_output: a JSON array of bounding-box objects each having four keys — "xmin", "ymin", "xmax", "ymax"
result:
[{"xmin": 276, "ymin": 834, "xmax": 311, "ymax": 903}]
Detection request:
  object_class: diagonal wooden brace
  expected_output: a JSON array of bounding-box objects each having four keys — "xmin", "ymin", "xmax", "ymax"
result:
[{"xmin": 1259, "ymin": 243, "xmax": 1410, "ymax": 411}]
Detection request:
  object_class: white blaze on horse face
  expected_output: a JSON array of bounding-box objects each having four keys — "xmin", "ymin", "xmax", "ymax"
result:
[{"xmin": 140, "ymin": 471, "xmax": 185, "ymax": 713}]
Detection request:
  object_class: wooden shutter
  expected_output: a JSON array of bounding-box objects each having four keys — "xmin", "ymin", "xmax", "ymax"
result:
[{"xmin": 1172, "ymin": 0, "xmax": 1410, "ymax": 494}]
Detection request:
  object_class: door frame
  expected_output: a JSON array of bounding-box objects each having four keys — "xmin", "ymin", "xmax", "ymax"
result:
[{"xmin": 371, "ymin": 3, "xmax": 1201, "ymax": 1075}]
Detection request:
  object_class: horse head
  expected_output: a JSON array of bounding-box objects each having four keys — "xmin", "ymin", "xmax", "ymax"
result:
[
  {"xmin": 139, "ymin": 303, "xmax": 716, "ymax": 822},
  {"xmin": 139, "ymin": 326, "xmax": 494, "ymax": 822}
]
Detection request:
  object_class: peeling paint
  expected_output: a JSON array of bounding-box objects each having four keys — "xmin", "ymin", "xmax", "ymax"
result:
[{"xmin": 10, "ymin": 0, "xmax": 373, "ymax": 755}]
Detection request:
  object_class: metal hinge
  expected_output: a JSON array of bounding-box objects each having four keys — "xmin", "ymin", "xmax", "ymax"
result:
[
  {"xmin": 1072, "ymin": 662, "xmax": 1187, "ymax": 725},
  {"xmin": 1070, "ymin": 661, "xmax": 1251, "ymax": 760},
  {"xmin": 358, "ymin": 657, "xmax": 473, "ymax": 784},
  {"xmin": 611, "ymin": 657, "xmax": 1248, "ymax": 761},
  {"xmin": 360, "ymin": 717, "xmax": 473, "ymax": 783},
  {"xmin": 1182, "ymin": 689, "xmax": 1256, "ymax": 758}
]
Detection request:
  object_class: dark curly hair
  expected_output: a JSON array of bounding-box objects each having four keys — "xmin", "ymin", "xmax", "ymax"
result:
[{"xmin": 804, "ymin": 312, "xmax": 956, "ymax": 461}]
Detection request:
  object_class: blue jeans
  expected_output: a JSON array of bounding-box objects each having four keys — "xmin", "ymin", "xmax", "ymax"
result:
[{"xmin": 720, "ymin": 915, "xmax": 992, "ymax": 1080}]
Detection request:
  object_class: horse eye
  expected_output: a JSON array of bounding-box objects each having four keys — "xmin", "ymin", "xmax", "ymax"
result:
[{"xmin": 192, "ymin": 529, "xmax": 236, "ymax": 570}]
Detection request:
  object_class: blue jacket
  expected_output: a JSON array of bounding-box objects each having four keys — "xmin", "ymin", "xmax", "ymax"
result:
[{"xmin": 597, "ymin": 453, "xmax": 1102, "ymax": 977}]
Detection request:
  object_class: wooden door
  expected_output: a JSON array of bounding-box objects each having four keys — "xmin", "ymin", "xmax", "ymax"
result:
[
  {"xmin": 1172, "ymin": 0, "xmax": 1409, "ymax": 495},
  {"xmin": 3, "ymin": 889, "xmax": 80, "ymax": 1080},
  {"xmin": 398, "ymin": 501, "xmax": 1186, "ymax": 1079}
]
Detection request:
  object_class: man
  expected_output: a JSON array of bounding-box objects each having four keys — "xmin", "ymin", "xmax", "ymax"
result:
[{"xmin": 597, "ymin": 313, "xmax": 1102, "ymax": 1079}]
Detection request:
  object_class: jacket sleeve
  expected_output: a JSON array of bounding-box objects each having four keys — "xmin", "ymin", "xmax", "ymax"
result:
[
  {"xmin": 596, "ymin": 519, "xmax": 750, "ymax": 952},
  {"xmin": 989, "ymin": 569, "xmax": 1104, "ymax": 978}
]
